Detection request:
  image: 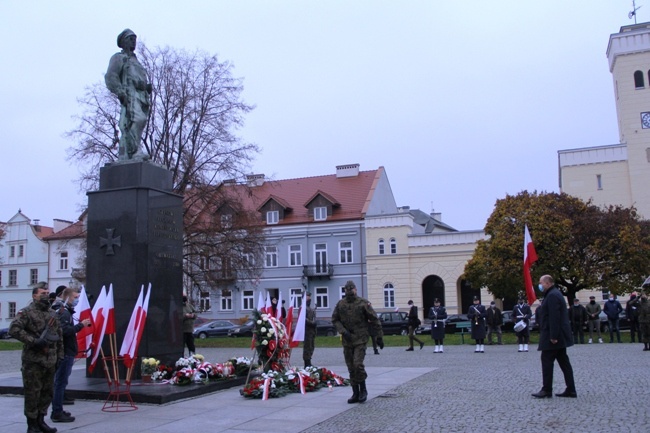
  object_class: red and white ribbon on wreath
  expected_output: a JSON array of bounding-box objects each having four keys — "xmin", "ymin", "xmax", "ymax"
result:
[
  {"xmin": 262, "ymin": 377, "xmax": 271, "ymax": 400},
  {"xmin": 297, "ymin": 372, "xmax": 306, "ymax": 394}
]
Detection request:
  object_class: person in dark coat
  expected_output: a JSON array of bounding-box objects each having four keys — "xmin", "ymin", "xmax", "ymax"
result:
[
  {"xmin": 406, "ymin": 300, "xmax": 424, "ymax": 351},
  {"xmin": 514, "ymin": 296, "xmax": 532, "ymax": 352},
  {"xmin": 603, "ymin": 294, "xmax": 623, "ymax": 343},
  {"xmin": 568, "ymin": 298, "xmax": 588, "ymax": 344},
  {"xmin": 429, "ymin": 298, "xmax": 447, "ymax": 353},
  {"xmin": 467, "ymin": 296, "xmax": 487, "ymax": 353},
  {"xmin": 532, "ymin": 275, "xmax": 576, "ymax": 399},
  {"xmin": 486, "ymin": 301, "xmax": 503, "ymax": 345},
  {"xmin": 626, "ymin": 293, "xmax": 641, "ymax": 343}
]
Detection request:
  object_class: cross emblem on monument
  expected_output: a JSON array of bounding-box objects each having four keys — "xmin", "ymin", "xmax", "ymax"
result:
[{"xmin": 99, "ymin": 228, "xmax": 122, "ymax": 256}]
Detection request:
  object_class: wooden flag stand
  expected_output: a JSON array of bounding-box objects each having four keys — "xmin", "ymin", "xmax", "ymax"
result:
[{"xmin": 100, "ymin": 334, "xmax": 137, "ymax": 412}]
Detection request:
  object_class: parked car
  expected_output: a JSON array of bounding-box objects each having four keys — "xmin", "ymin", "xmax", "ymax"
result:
[
  {"xmin": 0, "ymin": 328, "xmax": 10, "ymax": 339},
  {"xmin": 378, "ymin": 311, "xmax": 410, "ymax": 335},
  {"xmin": 193, "ymin": 320, "xmax": 237, "ymax": 339},
  {"xmin": 443, "ymin": 314, "xmax": 471, "ymax": 334},
  {"xmin": 501, "ymin": 310, "xmax": 515, "ymax": 332},
  {"xmin": 193, "ymin": 316, "xmax": 214, "ymax": 327},
  {"xmin": 315, "ymin": 319, "xmax": 338, "ymax": 336},
  {"xmin": 228, "ymin": 320, "xmax": 255, "ymax": 337},
  {"xmin": 599, "ymin": 310, "xmax": 630, "ymax": 332}
]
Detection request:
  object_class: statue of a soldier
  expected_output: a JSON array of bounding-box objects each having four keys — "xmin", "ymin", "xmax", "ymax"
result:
[{"xmin": 105, "ymin": 29, "xmax": 151, "ymax": 161}]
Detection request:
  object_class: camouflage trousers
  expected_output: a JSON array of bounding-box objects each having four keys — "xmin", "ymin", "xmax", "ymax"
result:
[
  {"xmin": 303, "ymin": 331, "xmax": 316, "ymax": 362},
  {"xmin": 343, "ymin": 343, "xmax": 367, "ymax": 384},
  {"xmin": 22, "ymin": 361, "xmax": 55, "ymax": 418},
  {"xmin": 641, "ymin": 322, "xmax": 650, "ymax": 343}
]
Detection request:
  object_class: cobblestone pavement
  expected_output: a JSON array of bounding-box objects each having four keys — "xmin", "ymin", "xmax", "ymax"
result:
[{"xmin": 1, "ymin": 339, "xmax": 648, "ymax": 433}]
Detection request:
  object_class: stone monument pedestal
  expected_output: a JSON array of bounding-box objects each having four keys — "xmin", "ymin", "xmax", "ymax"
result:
[{"xmin": 86, "ymin": 162, "xmax": 184, "ymax": 377}]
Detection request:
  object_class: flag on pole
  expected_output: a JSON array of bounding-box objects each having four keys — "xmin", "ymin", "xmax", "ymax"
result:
[
  {"xmin": 524, "ymin": 225, "xmax": 539, "ymax": 305},
  {"xmin": 285, "ymin": 305, "xmax": 294, "ymax": 343},
  {"xmin": 120, "ymin": 284, "xmax": 151, "ymax": 368},
  {"xmin": 257, "ymin": 290, "xmax": 266, "ymax": 313},
  {"xmin": 265, "ymin": 292, "xmax": 272, "ymax": 313},
  {"xmin": 89, "ymin": 284, "xmax": 115, "ymax": 374},
  {"xmin": 290, "ymin": 292, "xmax": 306, "ymax": 348},
  {"xmin": 119, "ymin": 285, "xmax": 144, "ymax": 368},
  {"xmin": 276, "ymin": 291, "xmax": 283, "ymax": 321},
  {"xmin": 74, "ymin": 286, "xmax": 94, "ymax": 358}
]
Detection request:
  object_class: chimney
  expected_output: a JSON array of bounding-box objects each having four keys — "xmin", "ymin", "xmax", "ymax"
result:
[
  {"xmin": 246, "ymin": 174, "xmax": 265, "ymax": 187},
  {"xmin": 336, "ymin": 163, "xmax": 360, "ymax": 178},
  {"xmin": 430, "ymin": 212, "xmax": 442, "ymax": 221},
  {"xmin": 398, "ymin": 206, "xmax": 410, "ymax": 213}
]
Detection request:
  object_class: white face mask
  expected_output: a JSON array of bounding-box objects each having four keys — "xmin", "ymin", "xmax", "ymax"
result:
[
  {"xmin": 538, "ymin": 284, "xmax": 544, "ymax": 292},
  {"xmin": 609, "ymin": 297, "xmax": 614, "ymax": 301}
]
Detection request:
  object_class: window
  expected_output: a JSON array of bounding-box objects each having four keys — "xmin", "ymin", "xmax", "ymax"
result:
[
  {"xmin": 221, "ymin": 214, "xmax": 232, "ymax": 229},
  {"xmin": 9, "ymin": 246, "xmax": 15, "ymax": 258},
  {"xmin": 315, "ymin": 287, "xmax": 329, "ymax": 308},
  {"xmin": 314, "ymin": 206, "xmax": 327, "ymax": 221},
  {"xmin": 18, "ymin": 245, "xmax": 24, "ymax": 257},
  {"xmin": 290, "ymin": 288, "xmax": 302, "ymax": 308},
  {"xmin": 8, "ymin": 270, "xmax": 17, "ymax": 286},
  {"xmin": 383, "ymin": 283, "xmax": 395, "ymax": 308},
  {"xmin": 265, "ymin": 246, "xmax": 278, "ymax": 268},
  {"xmin": 289, "ymin": 245, "xmax": 302, "ymax": 266},
  {"xmin": 339, "ymin": 241, "xmax": 353, "ymax": 264},
  {"xmin": 601, "ymin": 289, "xmax": 610, "ymax": 301},
  {"xmin": 0, "ymin": 270, "xmax": 2, "ymax": 286},
  {"xmin": 596, "ymin": 174, "xmax": 603, "ymax": 190},
  {"xmin": 8, "ymin": 302, "xmax": 16, "ymax": 319},
  {"xmin": 378, "ymin": 239, "xmax": 385, "ymax": 255},
  {"xmin": 200, "ymin": 292, "xmax": 211, "ymax": 312},
  {"xmin": 30, "ymin": 269, "xmax": 38, "ymax": 285},
  {"xmin": 390, "ymin": 238, "xmax": 397, "ymax": 254},
  {"xmin": 314, "ymin": 243, "xmax": 328, "ymax": 274},
  {"xmin": 242, "ymin": 253, "xmax": 255, "ymax": 267},
  {"xmin": 59, "ymin": 252, "xmax": 69, "ymax": 270},
  {"xmin": 242, "ymin": 290, "xmax": 254, "ymax": 310},
  {"xmin": 266, "ymin": 210, "xmax": 279, "ymax": 225},
  {"xmin": 221, "ymin": 294, "xmax": 232, "ymax": 311},
  {"xmin": 339, "ymin": 286, "xmax": 346, "ymax": 300},
  {"xmin": 635, "ymin": 70, "xmax": 645, "ymax": 89}
]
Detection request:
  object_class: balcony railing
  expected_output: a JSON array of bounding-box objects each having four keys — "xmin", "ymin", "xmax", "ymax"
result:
[{"xmin": 302, "ymin": 264, "xmax": 334, "ymax": 279}]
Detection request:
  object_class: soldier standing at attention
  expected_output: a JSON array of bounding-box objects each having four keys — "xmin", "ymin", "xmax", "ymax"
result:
[
  {"xmin": 303, "ymin": 292, "xmax": 317, "ymax": 367},
  {"xmin": 332, "ymin": 280, "xmax": 383, "ymax": 404},
  {"xmin": 10, "ymin": 282, "xmax": 64, "ymax": 433}
]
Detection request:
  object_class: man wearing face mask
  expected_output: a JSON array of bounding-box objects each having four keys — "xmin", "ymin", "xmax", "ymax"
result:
[
  {"xmin": 532, "ymin": 275, "xmax": 576, "ymax": 399},
  {"xmin": 10, "ymin": 282, "xmax": 64, "ymax": 433},
  {"xmin": 568, "ymin": 299, "xmax": 588, "ymax": 344},
  {"xmin": 603, "ymin": 293, "xmax": 623, "ymax": 343},
  {"xmin": 637, "ymin": 291, "xmax": 650, "ymax": 351},
  {"xmin": 514, "ymin": 295, "xmax": 532, "ymax": 352},
  {"xmin": 486, "ymin": 301, "xmax": 503, "ymax": 345},
  {"xmin": 303, "ymin": 292, "xmax": 317, "ymax": 367},
  {"xmin": 332, "ymin": 280, "xmax": 383, "ymax": 404},
  {"xmin": 50, "ymin": 288, "xmax": 91, "ymax": 423}
]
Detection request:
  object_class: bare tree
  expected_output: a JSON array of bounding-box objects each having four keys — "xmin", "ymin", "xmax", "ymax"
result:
[{"xmin": 66, "ymin": 44, "xmax": 264, "ymax": 300}]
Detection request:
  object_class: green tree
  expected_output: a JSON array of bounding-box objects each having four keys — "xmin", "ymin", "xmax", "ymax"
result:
[{"xmin": 464, "ymin": 191, "xmax": 650, "ymax": 303}]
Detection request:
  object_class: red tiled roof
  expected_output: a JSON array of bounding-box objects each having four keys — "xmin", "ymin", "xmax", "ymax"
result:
[
  {"xmin": 33, "ymin": 226, "xmax": 54, "ymax": 239},
  {"xmin": 43, "ymin": 221, "xmax": 85, "ymax": 241},
  {"xmin": 220, "ymin": 168, "xmax": 383, "ymax": 225}
]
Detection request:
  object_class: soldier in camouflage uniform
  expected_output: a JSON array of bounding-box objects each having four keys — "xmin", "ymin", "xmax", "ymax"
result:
[
  {"xmin": 303, "ymin": 292, "xmax": 317, "ymax": 367},
  {"xmin": 332, "ymin": 280, "xmax": 383, "ymax": 404},
  {"xmin": 10, "ymin": 282, "xmax": 64, "ymax": 433}
]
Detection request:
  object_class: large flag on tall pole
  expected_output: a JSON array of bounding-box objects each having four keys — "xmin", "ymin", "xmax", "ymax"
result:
[
  {"xmin": 523, "ymin": 224, "xmax": 539, "ymax": 305},
  {"xmin": 290, "ymin": 292, "xmax": 307, "ymax": 348},
  {"xmin": 276, "ymin": 291, "xmax": 283, "ymax": 321},
  {"xmin": 74, "ymin": 286, "xmax": 94, "ymax": 358},
  {"xmin": 257, "ymin": 290, "xmax": 266, "ymax": 313}
]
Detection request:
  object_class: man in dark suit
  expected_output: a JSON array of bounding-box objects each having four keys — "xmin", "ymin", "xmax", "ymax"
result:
[{"xmin": 532, "ymin": 275, "xmax": 577, "ymax": 398}]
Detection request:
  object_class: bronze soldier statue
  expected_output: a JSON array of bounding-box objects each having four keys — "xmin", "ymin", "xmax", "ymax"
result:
[
  {"xmin": 332, "ymin": 280, "xmax": 383, "ymax": 403},
  {"xmin": 10, "ymin": 282, "xmax": 64, "ymax": 433}
]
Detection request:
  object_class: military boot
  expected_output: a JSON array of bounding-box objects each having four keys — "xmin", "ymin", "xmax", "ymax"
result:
[
  {"xmin": 358, "ymin": 381, "xmax": 368, "ymax": 403},
  {"xmin": 36, "ymin": 414, "xmax": 57, "ymax": 433},
  {"xmin": 304, "ymin": 359, "xmax": 311, "ymax": 368},
  {"xmin": 347, "ymin": 383, "xmax": 360, "ymax": 404},
  {"xmin": 26, "ymin": 417, "xmax": 40, "ymax": 433}
]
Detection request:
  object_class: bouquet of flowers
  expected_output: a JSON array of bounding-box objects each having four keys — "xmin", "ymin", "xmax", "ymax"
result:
[
  {"xmin": 141, "ymin": 357, "xmax": 160, "ymax": 375},
  {"xmin": 240, "ymin": 365, "xmax": 349, "ymax": 399},
  {"xmin": 252, "ymin": 310, "xmax": 289, "ymax": 372}
]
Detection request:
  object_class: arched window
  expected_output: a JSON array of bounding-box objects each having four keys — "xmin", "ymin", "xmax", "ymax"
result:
[
  {"xmin": 378, "ymin": 238, "xmax": 385, "ymax": 255},
  {"xmin": 383, "ymin": 283, "xmax": 395, "ymax": 308},
  {"xmin": 634, "ymin": 70, "xmax": 645, "ymax": 89},
  {"xmin": 390, "ymin": 238, "xmax": 397, "ymax": 254}
]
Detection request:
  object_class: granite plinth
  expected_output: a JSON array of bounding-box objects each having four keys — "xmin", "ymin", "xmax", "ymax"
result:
[{"xmin": 0, "ymin": 368, "xmax": 247, "ymax": 405}]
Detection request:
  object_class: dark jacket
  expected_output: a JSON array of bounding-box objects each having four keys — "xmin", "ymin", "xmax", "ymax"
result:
[
  {"xmin": 56, "ymin": 302, "xmax": 86, "ymax": 357},
  {"xmin": 408, "ymin": 305, "xmax": 420, "ymax": 327},
  {"xmin": 603, "ymin": 299, "xmax": 623, "ymax": 320},
  {"xmin": 486, "ymin": 306, "xmax": 503, "ymax": 326},
  {"xmin": 428, "ymin": 306, "xmax": 447, "ymax": 340},
  {"xmin": 568, "ymin": 304, "xmax": 588, "ymax": 327},
  {"xmin": 514, "ymin": 303, "xmax": 532, "ymax": 324},
  {"xmin": 468, "ymin": 304, "xmax": 487, "ymax": 340},
  {"xmin": 537, "ymin": 286, "xmax": 573, "ymax": 351},
  {"xmin": 626, "ymin": 297, "xmax": 640, "ymax": 321}
]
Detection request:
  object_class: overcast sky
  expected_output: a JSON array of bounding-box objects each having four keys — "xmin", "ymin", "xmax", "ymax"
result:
[{"xmin": 0, "ymin": 1, "xmax": 634, "ymax": 231}]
